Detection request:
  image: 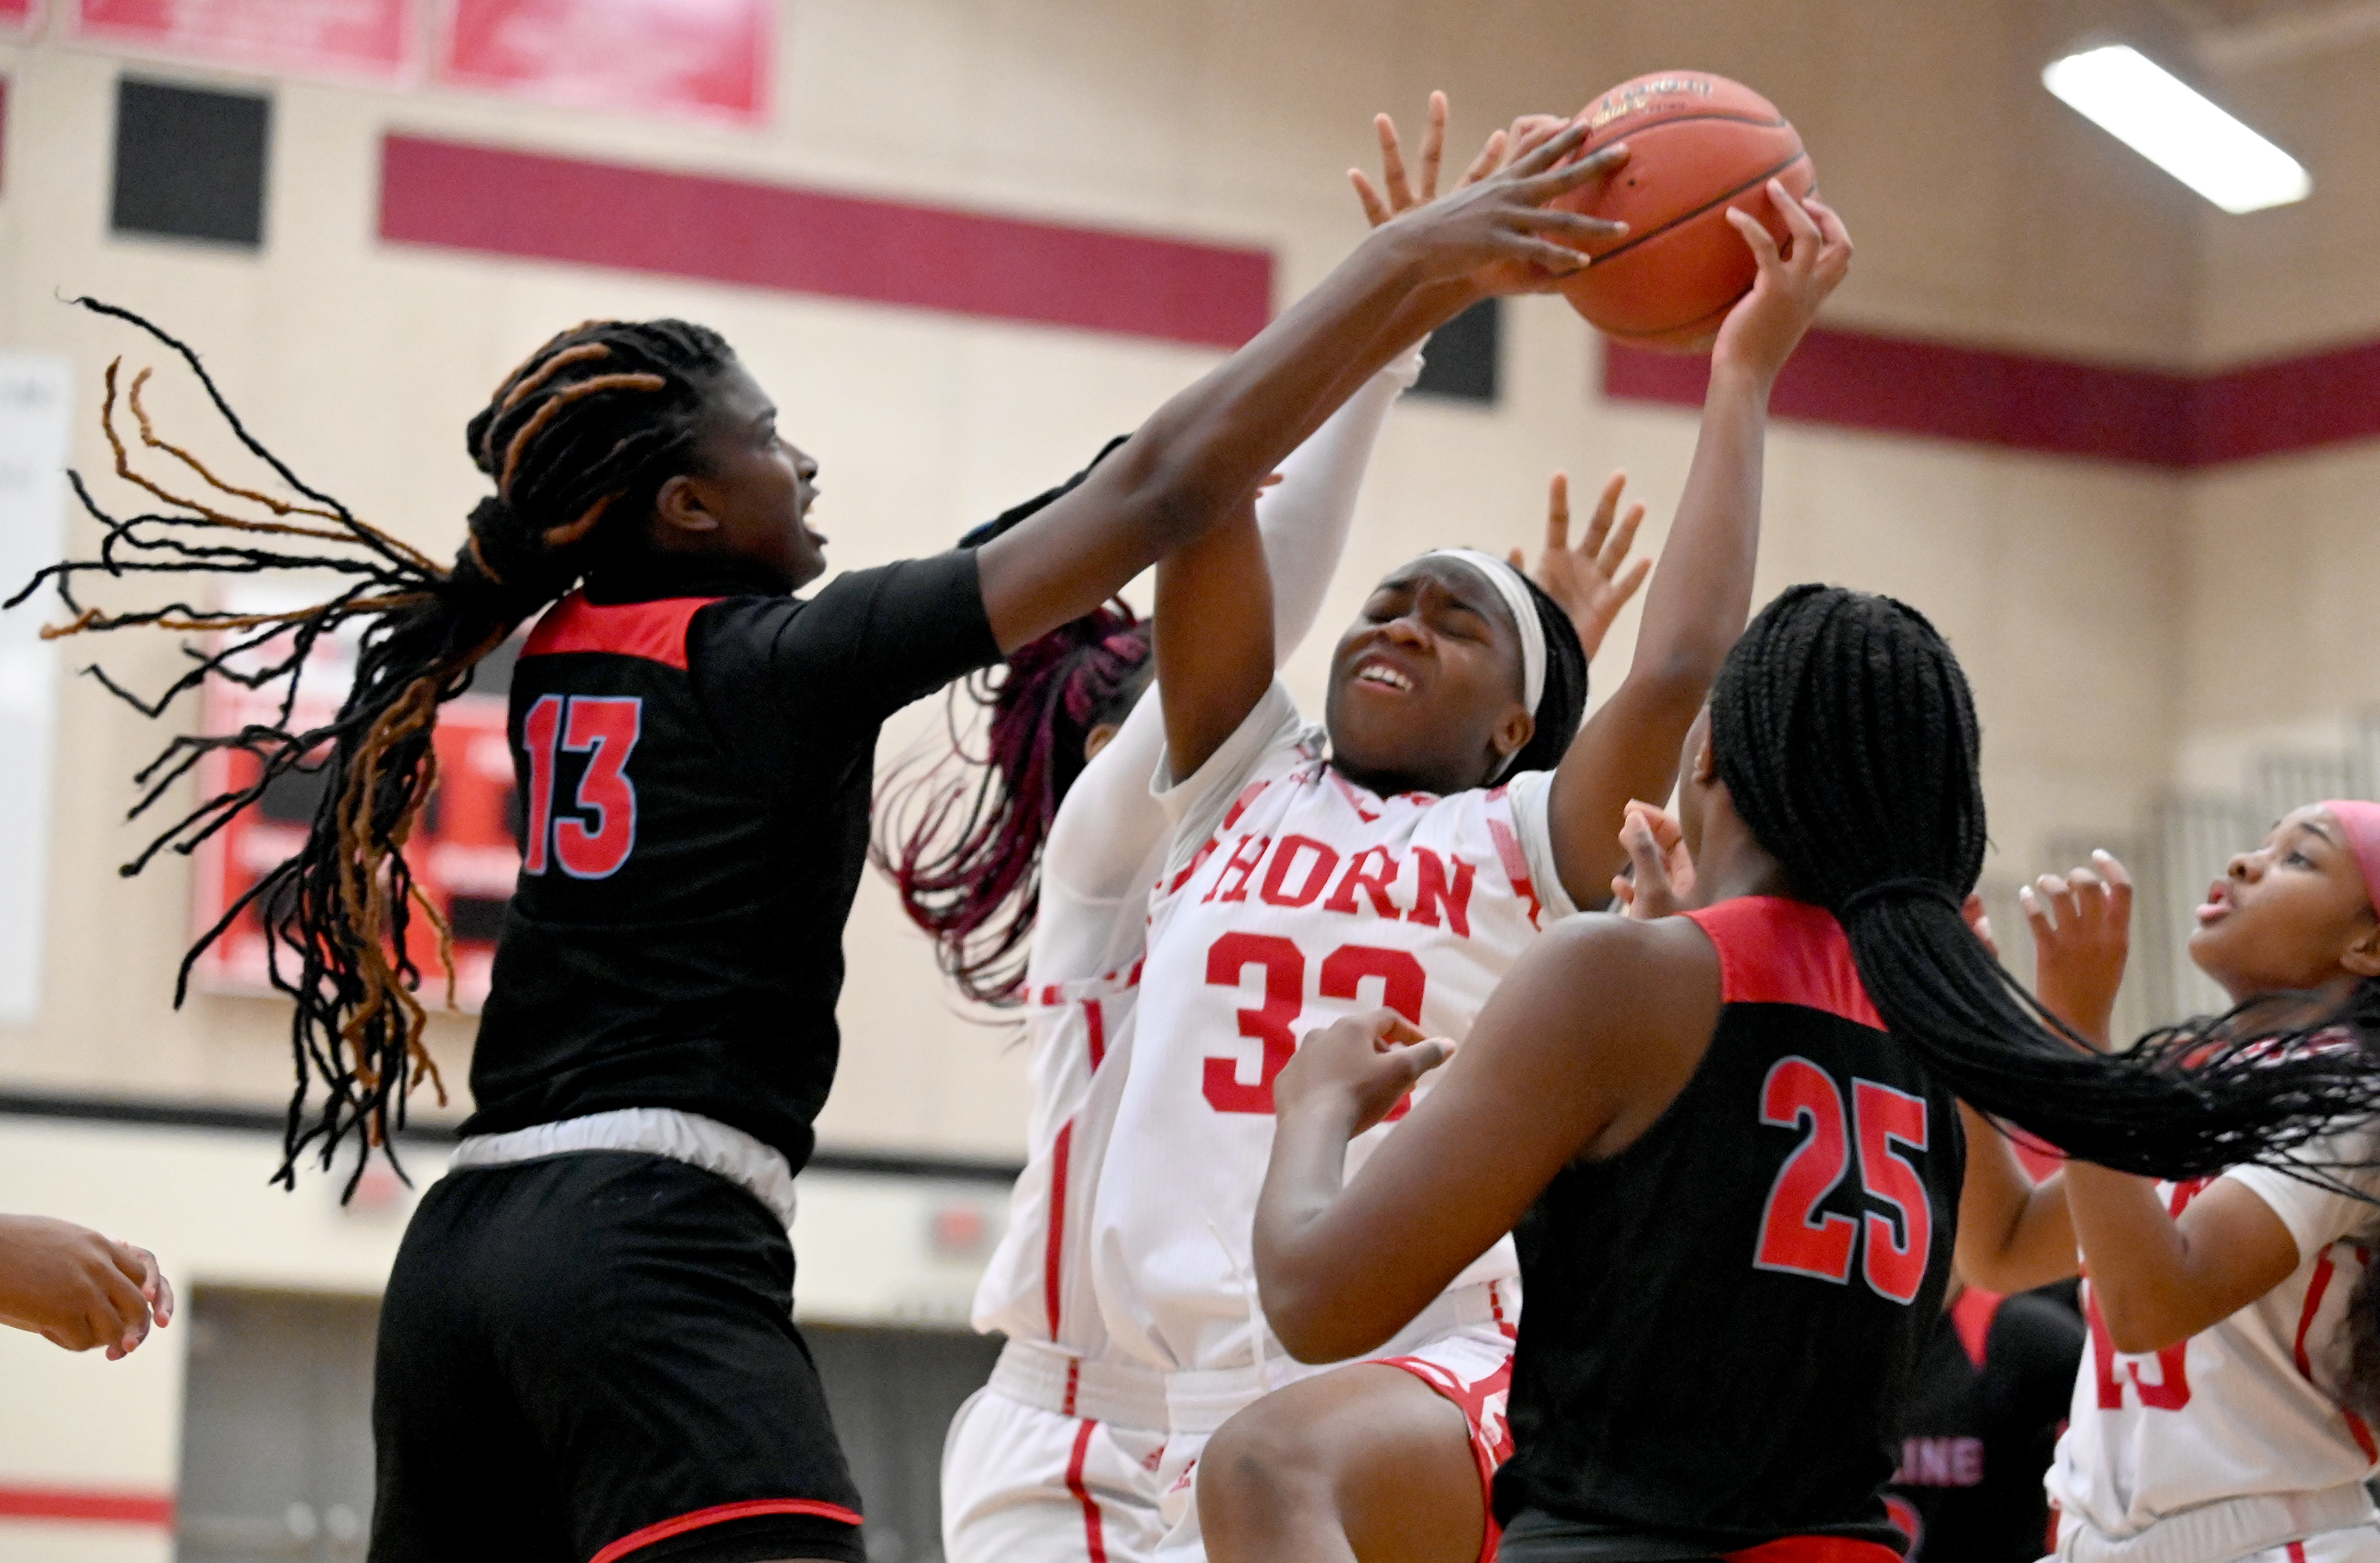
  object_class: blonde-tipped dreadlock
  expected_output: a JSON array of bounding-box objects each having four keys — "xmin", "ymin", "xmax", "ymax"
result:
[{"xmin": 9, "ymin": 299, "xmax": 732, "ymax": 1193}]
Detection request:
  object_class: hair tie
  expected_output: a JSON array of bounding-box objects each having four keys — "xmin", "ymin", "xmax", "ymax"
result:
[{"xmin": 1839, "ymin": 877, "xmax": 1964, "ymax": 917}]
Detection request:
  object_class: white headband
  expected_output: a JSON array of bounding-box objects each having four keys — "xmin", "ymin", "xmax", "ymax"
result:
[
  {"xmin": 1423, "ymin": 549, "xmax": 1546, "ymax": 713},
  {"xmin": 1421, "ymin": 549, "xmax": 1546, "ymax": 781}
]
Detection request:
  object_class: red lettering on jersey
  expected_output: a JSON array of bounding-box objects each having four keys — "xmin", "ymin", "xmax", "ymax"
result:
[
  {"xmin": 2086, "ymin": 1285, "xmax": 2191, "ymax": 1411},
  {"xmin": 1405, "ymin": 849, "xmax": 1474, "ymax": 937},
  {"xmin": 1207, "ymin": 834, "xmax": 1271, "ymax": 904},
  {"xmin": 520, "ymin": 694, "xmax": 562, "ymax": 876},
  {"xmin": 1202, "ymin": 933, "xmax": 1303, "ymax": 1114},
  {"xmin": 1853, "ymin": 1079, "xmax": 1932, "ymax": 1306},
  {"xmin": 1260, "ymin": 836, "xmax": 1341, "ymax": 908},
  {"xmin": 1324, "ymin": 846, "xmax": 1402, "ymax": 918},
  {"xmin": 1318, "ymin": 944, "xmax": 1423, "ymax": 1120}
]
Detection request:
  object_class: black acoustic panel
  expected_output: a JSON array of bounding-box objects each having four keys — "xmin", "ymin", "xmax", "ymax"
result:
[
  {"xmin": 1413, "ymin": 296, "xmax": 1500, "ymax": 403},
  {"xmin": 111, "ymin": 77, "xmax": 271, "ymax": 247}
]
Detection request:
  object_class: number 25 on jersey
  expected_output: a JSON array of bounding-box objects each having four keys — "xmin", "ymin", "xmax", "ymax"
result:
[
  {"xmin": 1755, "ymin": 1056, "xmax": 1932, "ymax": 1304},
  {"xmin": 520, "ymin": 695, "xmax": 643, "ymax": 879}
]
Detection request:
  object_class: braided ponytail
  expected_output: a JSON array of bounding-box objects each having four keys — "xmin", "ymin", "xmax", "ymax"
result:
[
  {"xmin": 9, "ymin": 301, "xmax": 731, "ymax": 1188},
  {"xmin": 874, "ymin": 603, "xmax": 1152, "ymax": 1007},
  {"xmin": 1710, "ymin": 585, "xmax": 2380, "ymax": 1182}
]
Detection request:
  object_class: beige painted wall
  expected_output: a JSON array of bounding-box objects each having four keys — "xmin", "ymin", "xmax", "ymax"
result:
[{"xmin": 0, "ymin": 0, "xmax": 2358, "ymax": 1174}]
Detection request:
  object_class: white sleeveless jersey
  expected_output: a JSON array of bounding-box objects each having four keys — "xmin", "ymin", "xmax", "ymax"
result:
[
  {"xmin": 2047, "ymin": 1122, "xmax": 2380, "ymax": 1543},
  {"xmin": 1090, "ymin": 680, "xmax": 1574, "ymax": 1373}
]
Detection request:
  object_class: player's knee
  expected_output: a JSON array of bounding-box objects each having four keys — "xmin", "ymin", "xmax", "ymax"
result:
[{"xmin": 1198, "ymin": 1404, "xmax": 1332, "ymax": 1535}]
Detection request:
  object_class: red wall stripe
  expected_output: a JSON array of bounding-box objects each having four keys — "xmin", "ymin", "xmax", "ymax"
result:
[
  {"xmin": 0, "ymin": 1486, "xmax": 175, "ymax": 1525},
  {"xmin": 1605, "ymin": 326, "xmax": 2380, "ymax": 469},
  {"xmin": 2194, "ymin": 335, "xmax": 2380, "ymax": 466},
  {"xmin": 379, "ymin": 134, "xmax": 1273, "ymax": 350}
]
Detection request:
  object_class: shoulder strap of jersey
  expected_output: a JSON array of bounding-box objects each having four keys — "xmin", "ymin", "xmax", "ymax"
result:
[
  {"xmin": 522, "ymin": 591, "xmax": 720, "ymax": 670},
  {"xmin": 1681, "ymin": 895, "xmax": 1882, "ymax": 1029}
]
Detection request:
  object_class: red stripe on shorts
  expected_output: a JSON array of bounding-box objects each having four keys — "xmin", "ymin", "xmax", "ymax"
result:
[
  {"xmin": 1064, "ymin": 1419, "xmax": 1110, "ymax": 1563},
  {"xmin": 590, "ymin": 1498, "xmax": 862, "ymax": 1563}
]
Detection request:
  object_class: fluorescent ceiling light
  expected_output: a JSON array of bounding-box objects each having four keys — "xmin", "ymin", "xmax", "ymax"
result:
[{"xmin": 2043, "ymin": 44, "xmax": 2311, "ymax": 214}]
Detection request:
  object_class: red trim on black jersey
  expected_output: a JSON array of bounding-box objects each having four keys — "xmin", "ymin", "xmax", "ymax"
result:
[
  {"xmin": 1722, "ymin": 1536, "xmax": 1903, "ymax": 1563},
  {"xmin": 1682, "ymin": 896, "xmax": 1883, "ymax": 1030},
  {"xmin": 522, "ymin": 591, "xmax": 719, "ymax": 670},
  {"xmin": 590, "ymin": 1497, "xmax": 862, "ymax": 1563}
]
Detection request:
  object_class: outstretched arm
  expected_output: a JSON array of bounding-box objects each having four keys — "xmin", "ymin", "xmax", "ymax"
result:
[
  {"xmin": 0, "ymin": 1214, "xmax": 173, "ymax": 1358},
  {"xmin": 1255, "ymin": 914, "xmax": 1722, "ymax": 1362},
  {"xmin": 1041, "ymin": 356, "xmax": 1423, "ymax": 908},
  {"xmin": 1152, "ymin": 107, "xmax": 1630, "ymax": 777},
  {"xmin": 1262, "ymin": 347, "xmax": 1424, "ymax": 655},
  {"xmin": 980, "ymin": 118, "xmax": 1627, "ymax": 660},
  {"xmin": 1540, "ymin": 185, "xmax": 1852, "ymax": 909}
]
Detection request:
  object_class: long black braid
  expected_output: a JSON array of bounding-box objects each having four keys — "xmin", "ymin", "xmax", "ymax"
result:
[
  {"xmin": 8, "ymin": 300, "xmax": 731, "ymax": 1190},
  {"xmin": 1709, "ymin": 585, "xmax": 2380, "ymax": 1183}
]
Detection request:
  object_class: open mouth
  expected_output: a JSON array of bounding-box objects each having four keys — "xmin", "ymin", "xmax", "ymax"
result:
[
  {"xmin": 1353, "ymin": 659, "xmax": 1414, "ymax": 694},
  {"xmin": 2195, "ymin": 880, "xmax": 2230, "ymax": 925}
]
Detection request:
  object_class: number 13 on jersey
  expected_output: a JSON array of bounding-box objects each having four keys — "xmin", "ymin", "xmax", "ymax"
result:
[{"xmin": 520, "ymin": 694, "xmax": 644, "ymax": 879}]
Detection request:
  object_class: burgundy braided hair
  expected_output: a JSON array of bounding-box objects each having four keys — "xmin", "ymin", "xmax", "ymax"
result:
[{"xmin": 873, "ymin": 602, "xmax": 1152, "ymax": 1007}]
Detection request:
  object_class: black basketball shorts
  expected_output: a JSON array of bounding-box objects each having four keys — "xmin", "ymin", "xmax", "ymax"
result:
[{"xmin": 369, "ymin": 1151, "xmax": 866, "ymax": 1563}]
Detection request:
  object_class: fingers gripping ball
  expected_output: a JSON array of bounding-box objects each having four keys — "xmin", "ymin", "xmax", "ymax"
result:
[{"xmin": 1552, "ymin": 72, "xmax": 1816, "ymax": 350}]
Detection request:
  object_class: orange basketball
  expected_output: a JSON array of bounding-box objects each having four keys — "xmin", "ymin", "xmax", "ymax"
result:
[{"xmin": 1551, "ymin": 71, "xmax": 1816, "ymax": 351}]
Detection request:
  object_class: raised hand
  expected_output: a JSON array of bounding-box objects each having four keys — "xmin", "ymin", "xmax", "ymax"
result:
[
  {"xmin": 1351, "ymin": 92, "xmax": 1514, "ymax": 228},
  {"xmin": 1509, "ymin": 471, "xmax": 1649, "ymax": 660},
  {"xmin": 0, "ymin": 1214, "xmax": 172, "ymax": 1357},
  {"xmin": 2021, "ymin": 849, "xmax": 2132, "ymax": 1048},
  {"xmin": 1612, "ymin": 800, "xmax": 1695, "ymax": 919},
  {"xmin": 1372, "ymin": 117, "xmax": 1632, "ymax": 292},
  {"xmin": 1273, "ymin": 1008, "xmax": 1453, "ymax": 1137},
  {"xmin": 1710, "ymin": 182, "xmax": 1854, "ymax": 386}
]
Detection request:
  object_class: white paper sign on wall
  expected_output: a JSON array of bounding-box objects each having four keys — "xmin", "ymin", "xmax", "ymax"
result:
[{"xmin": 0, "ymin": 355, "xmax": 74, "ymax": 1026}]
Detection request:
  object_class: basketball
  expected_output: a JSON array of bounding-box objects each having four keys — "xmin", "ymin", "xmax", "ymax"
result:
[{"xmin": 1552, "ymin": 71, "xmax": 1817, "ymax": 350}]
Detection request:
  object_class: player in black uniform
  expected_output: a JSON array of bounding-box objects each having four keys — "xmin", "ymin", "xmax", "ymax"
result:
[
  {"xmin": 20, "ymin": 123, "xmax": 1634, "ymax": 1563},
  {"xmin": 1238, "ymin": 585, "xmax": 2380, "ymax": 1563},
  {"xmin": 1884, "ymin": 1280, "xmax": 2084, "ymax": 1563}
]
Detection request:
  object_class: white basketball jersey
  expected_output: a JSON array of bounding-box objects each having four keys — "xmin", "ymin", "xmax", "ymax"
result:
[
  {"xmin": 2048, "ymin": 1132, "xmax": 2380, "ymax": 1542},
  {"xmin": 969, "ymin": 845, "xmax": 1163, "ymax": 1349},
  {"xmin": 1091, "ymin": 680, "xmax": 1574, "ymax": 1374}
]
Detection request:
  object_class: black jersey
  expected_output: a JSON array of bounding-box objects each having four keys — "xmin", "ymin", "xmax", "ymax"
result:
[
  {"xmin": 1885, "ymin": 1284, "xmax": 2085, "ymax": 1563},
  {"xmin": 1493, "ymin": 896, "xmax": 1965, "ymax": 1558},
  {"xmin": 463, "ymin": 551, "xmax": 997, "ymax": 1171}
]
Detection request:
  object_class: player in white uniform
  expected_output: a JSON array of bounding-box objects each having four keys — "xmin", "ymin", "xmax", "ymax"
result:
[
  {"xmin": 922, "ymin": 102, "xmax": 1651, "ymax": 1563},
  {"xmin": 1954, "ymin": 802, "xmax": 2380, "ymax": 1563},
  {"xmin": 932, "ymin": 344, "xmax": 1426, "ymax": 1563},
  {"xmin": 1100, "ymin": 173, "xmax": 1853, "ymax": 1563}
]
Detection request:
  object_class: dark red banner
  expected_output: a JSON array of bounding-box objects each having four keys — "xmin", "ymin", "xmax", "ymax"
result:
[{"xmin": 438, "ymin": 0, "xmax": 768, "ymax": 120}]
